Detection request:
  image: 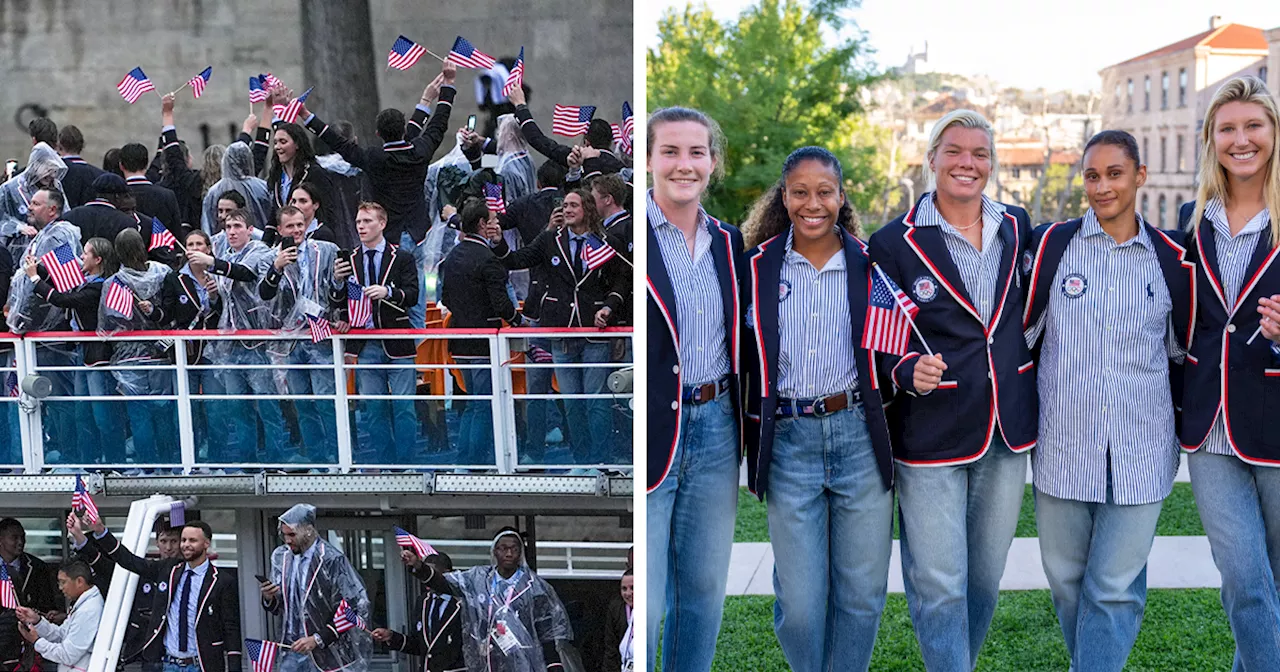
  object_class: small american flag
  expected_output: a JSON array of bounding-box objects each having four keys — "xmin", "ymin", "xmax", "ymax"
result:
[
  {"xmin": 552, "ymin": 104, "xmax": 595, "ymax": 137},
  {"xmin": 502, "ymin": 46, "xmax": 524, "ymax": 97},
  {"xmin": 188, "ymin": 67, "xmax": 212, "ymax": 99},
  {"xmin": 528, "ymin": 344, "xmax": 553, "ymax": 364},
  {"xmin": 73, "ymin": 475, "xmax": 99, "ymax": 523},
  {"xmin": 394, "ymin": 526, "xmax": 437, "ymax": 559},
  {"xmin": 610, "ymin": 124, "xmax": 620, "ymax": 143},
  {"xmin": 483, "ymin": 183, "xmax": 506, "ymax": 214},
  {"xmin": 248, "ymin": 76, "xmax": 268, "ymax": 103},
  {"xmin": 346, "ymin": 278, "xmax": 372, "ymax": 329},
  {"xmin": 388, "ymin": 35, "xmax": 427, "ymax": 70},
  {"xmin": 332, "ymin": 598, "xmax": 367, "ymax": 633},
  {"xmin": 447, "ymin": 36, "xmax": 496, "ymax": 70},
  {"xmin": 150, "ymin": 217, "xmax": 178, "ymax": 251},
  {"xmin": 105, "ymin": 279, "xmax": 135, "ymax": 320},
  {"xmin": 5, "ymin": 372, "xmax": 18, "ymax": 398},
  {"xmin": 244, "ymin": 639, "xmax": 278, "ymax": 672},
  {"xmin": 620, "ymin": 102, "xmax": 634, "ymax": 154},
  {"xmin": 861, "ymin": 264, "xmax": 920, "ymax": 356},
  {"xmin": 260, "ymin": 73, "xmax": 283, "ymax": 90},
  {"xmin": 305, "ymin": 313, "xmax": 331, "ymax": 343},
  {"xmin": 117, "ymin": 67, "xmax": 155, "ymax": 104},
  {"xmin": 273, "ymin": 87, "xmax": 312, "ymax": 125},
  {"xmin": 0, "ymin": 562, "xmax": 17, "ymax": 609},
  {"xmin": 40, "ymin": 243, "xmax": 85, "ymax": 293},
  {"xmin": 582, "ymin": 234, "xmax": 616, "ymax": 271}
]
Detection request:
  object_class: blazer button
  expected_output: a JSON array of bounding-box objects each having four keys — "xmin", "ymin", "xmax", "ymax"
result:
[
  {"xmin": 670, "ymin": 401, "xmax": 679, "ymax": 410},
  {"xmin": 1226, "ymin": 324, "xmax": 1237, "ymax": 334},
  {"xmin": 672, "ymin": 365, "xmax": 680, "ymax": 374}
]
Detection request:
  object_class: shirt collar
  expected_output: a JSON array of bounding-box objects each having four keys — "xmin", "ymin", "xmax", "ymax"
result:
[
  {"xmin": 1206, "ymin": 198, "xmax": 1270, "ymax": 239},
  {"xmin": 783, "ymin": 228, "xmax": 846, "ymax": 270},
  {"xmin": 361, "ymin": 239, "xmax": 387, "ymax": 255},
  {"xmin": 914, "ymin": 192, "xmax": 1006, "ymax": 229},
  {"xmin": 305, "ymin": 218, "xmax": 319, "ymax": 235},
  {"xmin": 125, "ymin": 176, "xmax": 150, "ymax": 184},
  {"xmin": 646, "ymin": 189, "xmax": 707, "ymax": 233},
  {"xmin": 462, "ymin": 234, "xmax": 491, "ymax": 247},
  {"xmin": 183, "ymin": 558, "xmax": 211, "ymax": 576},
  {"xmin": 1081, "ymin": 208, "xmax": 1154, "ymax": 250},
  {"xmin": 603, "ymin": 210, "xmax": 627, "ymax": 228}
]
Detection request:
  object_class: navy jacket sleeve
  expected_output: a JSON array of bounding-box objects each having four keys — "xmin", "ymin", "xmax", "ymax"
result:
[{"xmin": 514, "ymin": 105, "xmax": 571, "ymax": 167}]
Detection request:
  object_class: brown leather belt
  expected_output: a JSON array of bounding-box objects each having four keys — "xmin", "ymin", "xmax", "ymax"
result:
[
  {"xmin": 681, "ymin": 375, "xmax": 730, "ymax": 405},
  {"xmin": 776, "ymin": 388, "xmax": 862, "ymax": 418}
]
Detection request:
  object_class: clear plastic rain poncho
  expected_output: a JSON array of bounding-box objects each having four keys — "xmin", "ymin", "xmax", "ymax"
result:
[
  {"xmin": 0, "ymin": 143, "xmax": 68, "ymax": 262},
  {"xmin": 495, "ymin": 115, "xmax": 536, "ymax": 203},
  {"xmin": 444, "ymin": 530, "xmax": 578, "ymax": 672},
  {"xmin": 264, "ymin": 238, "xmax": 340, "ymax": 356},
  {"xmin": 206, "ymin": 240, "xmax": 275, "ymax": 373},
  {"xmin": 421, "ymin": 132, "xmax": 473, "ymax": 303},
  {"xmin": 202, "ymin": 142, "xmax": 272, "ymax": 233},
  {"xmin": 5, "ymin": 221, "xmax": 83, "ymax": 334},
  {"xmin": 98, "ymin": 262, "xmax": 174, "ymax": 383},
  {"xmin": 270, "ymin": 505, "xmax": 372, "ymax": 672}
]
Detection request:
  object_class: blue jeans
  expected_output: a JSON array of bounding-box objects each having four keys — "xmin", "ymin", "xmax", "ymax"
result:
[
  {"xmin": 552, "ymin": 339, "xmax": 611, "ymax": 464},
  {"xmin": 522, "ymin": 335, "xmax": 557, "ymax": 462},
  {"xmin": 1188, "ymin": 450, "xmax": 1280, "ymax": 672},
  {"xmin": 455, "ymin": 356, "xmax": 494, "ymax": 466},
  {"xmin": 1036, "ymin": 485, "xmax": 1163, "ymax": 671},
  {"xmin": 285, "ymin": 341, "xmax": 337, "ymax": 460},
  {"xmin": 646, "ymin": 392, "xmax": 739, "ymax": 672},
  {"xmin": 354, "ymin": 341, "xmax": 418, "ymax": 464},
  {"xmin": 163, "ymin": 661, "xmax": 198, "ymax": 672},
  {"xmin": 36, "ymin": 344, "xmax": 77, "ymax": 463},
  {"xmin": 218, "ymin": 345, "xmax": 288, "ymax": 464},
  {"xmin": 188, "ymin": 357, "xmax": 224, "ymax": 459},
  {"xmin": 85, "ymin": 368, "xmax": 125, "ymax": 464},
  {"xmin": 114, "ymin": 362, "xmax": 176, "ymax": 465},
  {"xmin": 767, "ymin": 404, "xmax": 893, "ymax": 672},
  {"xmin": 400, "ymin": 231, "xmax": 428, "ymax": 331},
  {"xmin": 897, "ymin": 442, "xmax": 1027, "ymax": 671}
]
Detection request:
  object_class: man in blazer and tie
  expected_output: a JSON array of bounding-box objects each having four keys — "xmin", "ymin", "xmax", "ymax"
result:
[
  {"xmin": 372, "ymin": 551, "xmax": 464, "ymax": 672},
  {"xmin": 0, "ymin": 518, "xmax": 62, "ymax": 672},
  {"xmin": 331, "ymin": 200, "xmax": 420, "ymax": 463},
  {"xmin": 68, "ymin": 514, "xmax": 242, "ymax": 672}
]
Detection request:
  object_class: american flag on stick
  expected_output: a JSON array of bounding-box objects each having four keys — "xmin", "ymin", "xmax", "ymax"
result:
[
  {"xmin": 861, "ymin": 264, "xmax": 921, "ymax": 356},
  {"xmin": 273, "ymin": 87, "xmax": 312, "ymax": 125},
  {"xmin": 332, "ymin": 598, "xmax": 367, "ymax": 633},
  {"xmin": 305, "ymin": 313, "xmax": 331, "ymax": 343},
  {"xmin": 346, "ymin": 278, "xmax": 372, "ymax": 329},
  {"xmin": 188, "ymin": 67, "xmax": 212, "ymax": 99},
  {"xmin": 73, "ymin": 475, "xmax": 100, "ymax": 523},
  {"xmin": 104, "ymin": 280, "xmax": 135, "ymax": 320},
  {"xmin": 552, "ymin": 105, "xmax": 595, "ymax": 137},
  {"xmin": 40, "ymin": 243, "xmax": 85, "ymax": 293},
  {"xmin": 5, "ymin": 373, "xmax": 18, "ymax": 398},
  {"xmin": 502, "ymin": 47, "xmax": 524, "ymax": 97},
  {"xmin": 248, "ymin": 76, "xmax": 268, "ymax": 104},
  {"xmin": 0, "ymin": 562, "xmax": 18, "ymax": 609},
  {"xmin": 620, "ymin": 102, "xmax": 634, "ymax": 154},
  {"xmin": 582, "ymin": 234, "xmax": 616, "ymax": 271},
  {"xmin": 388, "ymin": 35, "xmax": 427, "ymax": 70},
  {"xmin": 446, "ymin": 36, "xmax": 496, "ymax": 70},
  {"xmin": 483, "ymin": 183, "xmax": 506, "ymax": 214},
  {"xmin": 244, "ymin": 639, "xmax": 278, "ymax": 672},
  {"xmin": 150, "ymin": 217, "xmax": 178, "ymax": 251},
  {"xmin": 117, "ymin": 67, "xmax": 156, "ymax": 104},
  {"xmin": 394, "ymin": 526, "xmax": 437, "ymax": 559}
]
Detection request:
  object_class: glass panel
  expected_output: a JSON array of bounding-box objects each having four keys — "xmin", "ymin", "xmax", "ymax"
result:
[
  {"xmin": 42, "ymin": 399, "xmax": 180, "ymax": 468},
  {"xmin": 347, "ymin": 397, "xmax": 487, "ymax": 466}
]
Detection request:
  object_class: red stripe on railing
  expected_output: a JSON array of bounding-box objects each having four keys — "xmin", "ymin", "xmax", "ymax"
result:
[{"xmin": 19, "ymin": 326, "xmax": 632, "ymax": 339}]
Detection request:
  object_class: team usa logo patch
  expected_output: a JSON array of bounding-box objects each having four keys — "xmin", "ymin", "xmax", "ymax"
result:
[
  {"xmin": 1061, "ymin": 273, "xmax": 1088, "ymax": 298},
  {"xmin": 1022, "ymin": 250, "xmax": 1034, "ymax": 275},
  {"xmin": 744, "ymin": 303, "xmax": 755, "ymax": 327},
  {"xmin": 551, "ymin": 255, "xmax": 561, "ymax": 266},
  {"xmin": 779, "ymin": 279, "xmax": 792, "ymax": 302},
  {"xmin": 912, "ymin": 276, "xmax": 937, "ymax": 303}
]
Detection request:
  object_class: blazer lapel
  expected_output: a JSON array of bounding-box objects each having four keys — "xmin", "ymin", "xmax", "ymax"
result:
[
  {"xmin": 749, "ymin": 237, "xmax": 785, "ymax": 399},
  {"xmin": 902, "ymin": 222, "xmax": 981, "ymax": 323},
  {"xmin": 1196, "ymin": 221, "xmax": 1229, "ymax": 311},
  {"xmin": 556, "ymin": 229, "xmax": 580, "ymax": 284},
  {"xmin": 1234, "ymin": 227, "xmax": 1280, "ymax": 316},
  {"xmin": 194, "ymin": 565, "xmax": 217, "ymax": 627},
  {"xmin": 709, "ymin": 219, "xmax": 741, "ymax": 373},
  {"xmin": 646, "ymin": 224, "xmax": 680, "ymax": 349},
  {"xmin": 1148, "ymin": 224, "xmax": 1197, "ymax": 352},
  {"xmin": 987, "ymin": 212, "xmax": 1020, "ymax": 331},
  {"xmin": 1023, "ymin": 220, "xmax": 1081, "ymax": 329},
  {"xmin": 379, "ymin": 246, "xmax": 397, "ymax": 286}
]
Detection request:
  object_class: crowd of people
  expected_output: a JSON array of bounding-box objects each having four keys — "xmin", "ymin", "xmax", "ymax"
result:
[
  {"xmin": 0, "ymin": 58, "xmax": 635, "ymax": 471},
  {"xmin": 648, "ymin": 74, "xmax": 1280, "ymax": 672},
  {"xmin": 0, "ymin": 509, "xmax": 634, "ymax": 672}
]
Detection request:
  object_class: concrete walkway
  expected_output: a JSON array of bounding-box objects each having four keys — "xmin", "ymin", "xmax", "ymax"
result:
[{"xmin": 726, "ymin": 536, "xmax": 1219, "ymax": 596}]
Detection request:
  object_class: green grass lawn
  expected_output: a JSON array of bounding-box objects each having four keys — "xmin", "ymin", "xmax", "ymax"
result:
[
  {"xmin": 703, "ymin": 589, "xmax": 1233, "ymax": 671},
  {"xmin": 735, "ymin": 483, "xmax": 1204, "ymax": 543}
]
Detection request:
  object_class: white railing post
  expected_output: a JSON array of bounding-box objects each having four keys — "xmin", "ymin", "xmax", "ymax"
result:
[
  {"xmin": 332, "ymin": 335, "xmax": 353, "ymax": 473},
  {"xmin": 491, "ymin": 333, "xmax": 517, "ymax": 473},
  {"xmin": 12, "ymin": 342, "xmax": 34, "ymax": 473},
  {"xmin": 174, "ymin": 336, "xmax": 196, "ymax": 473},
  {"xmin": 22, "ymin": 338, "xmax": 43, "ymax": 472}
]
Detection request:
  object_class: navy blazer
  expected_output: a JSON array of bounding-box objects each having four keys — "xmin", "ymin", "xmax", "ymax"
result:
[
  {"xmin": 741, "ymin": 229, "xmax": 895, "ymax": 498},
  {"xmin": 867, "ymin": 194, "xmax": 1037, "ymax": 464},
  {"xmin": 647, "ymin": 214, "xmax": 744, "ymax": 492},
  {"xmin": 1178, "ymin": 202, "xmax": 1280, "ymax": 463}
]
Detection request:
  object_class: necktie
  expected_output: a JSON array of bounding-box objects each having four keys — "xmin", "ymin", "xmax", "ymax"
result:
[
  {"xmin": 178, "ymin": 569, "xmax": 193, "ymax": 652},
  {"xmin": 572, "ymin": 236, "xmax": 586, "ymax": 276},
  {"xmin": 365, "ymin": 249, "xmax": 378, "ymax": 285}
]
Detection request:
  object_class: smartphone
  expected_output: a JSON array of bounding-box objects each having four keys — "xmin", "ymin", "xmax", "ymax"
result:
[
  {"xmin": 466, "ymin": 115, "xmax": 477, "ymax": 131},
  {"xmin": 337, "ymin": 249, "xmax": 351, "ymax": 261},
  {"xmin": 255, "ymin": 573, "xmax": 270, "ymax": 584},
  {"xmin": 551, "ymin": 196, "xmax": 564, "ymax": 211},
  {"xmin": 282, "ymin": 237, "xmax": 297, "ymax": 252}
]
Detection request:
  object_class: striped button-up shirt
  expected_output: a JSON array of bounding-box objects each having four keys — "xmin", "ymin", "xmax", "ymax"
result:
[
  {"xmin": 776, "ymin": 230, "xmax": 858, "ymax": 398},
  {"xmin": 648, "ymin": 191, "xmax": 729, "ymax": 386},
  {"xmin": 914, "ymin": 194, "xmax": 1007, "ymax": 324},
  {"xmin": 1032, "ymin": 210, "xmax": 1180, "ymax": 505},
  {"xmin": 1200, "ymin": 199, "xmax": 1271, "ymax": 456}
]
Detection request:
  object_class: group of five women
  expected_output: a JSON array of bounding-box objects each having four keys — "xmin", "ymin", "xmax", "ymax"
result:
[{"xmin": 647, "ymin": 74, "xmax": 1280, "ymax": 671}]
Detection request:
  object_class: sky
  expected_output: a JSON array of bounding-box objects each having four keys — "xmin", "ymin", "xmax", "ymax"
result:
[{"xmin": 643, "ymin": 0, "xmax": 1280, "ymax": 93}]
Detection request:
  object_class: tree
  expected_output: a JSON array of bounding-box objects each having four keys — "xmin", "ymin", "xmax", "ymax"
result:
[
  {"xmin": 647, "ymin": 0, "xmax": 886, "ymax": 224},
  {"xmin": 300, "ymin": 0, "xmax": 381, "ymax": 143}
]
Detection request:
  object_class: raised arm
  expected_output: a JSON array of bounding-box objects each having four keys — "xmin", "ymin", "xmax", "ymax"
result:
[{"xmin": 508, "ymin": 84, "xmax": 572, "ymax": 167}]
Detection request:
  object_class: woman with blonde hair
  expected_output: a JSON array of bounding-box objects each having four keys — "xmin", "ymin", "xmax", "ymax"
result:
[
  {"xmin": 1179, "ymin": 75, "xmax": 1280, "ymax": 670},
  {"xmin": 868, "ymin": 108, "xmax": 1037, "ymax": 670}
]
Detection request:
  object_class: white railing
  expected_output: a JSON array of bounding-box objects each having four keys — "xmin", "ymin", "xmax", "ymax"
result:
[{"xmin": 0, "ymin": 327, "xmax": 632, "ymax": 474}]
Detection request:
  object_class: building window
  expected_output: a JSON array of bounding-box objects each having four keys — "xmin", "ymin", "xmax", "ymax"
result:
[
  {"xmin": 1176, "ymin": 194, "xmax": 1184, "ymax": 224},
  {"xmin": 1115, "ymin": 83, "xmax": 1121, "ymax": 108},
  {"xmin": 1127, "ymin": 79, "xmax": 1134, "ymax": 113},
  {"xmin": 1161, "ymin": 137, "xmax": 1167, "ymax": 173},
  {"xmin": 1011, "ymin": 167, "xmax": 1021, "ymax": 179},
  {"xmin": 1144, "ymin": 75, "xmax": 1150, "ymax": 111},
  {"xmin": 1161, "ymin": 71, "xmax": 1169, "ymax": 109},
  {"xmin": 1142, "ymin": 194, "xmax": 1149, "ymax": 220},
  {"xmin": 1179, "ymin": 68, "xmax": 1187, "ymax": 107},
  {"xmin": 1159, "ymin": 194, "xmax": 1167, "ymax": 228},
  {"xmin": 1177, "ymin": 135, "xmax": 1185, "ymax": 172},
  {"xmin": 1143, "ymin": 137, "xmax": 1149, "ymax": 167},
  {"xmin": 1262, "ymin": 66, "xmax": 1270, "ymax": 83}
]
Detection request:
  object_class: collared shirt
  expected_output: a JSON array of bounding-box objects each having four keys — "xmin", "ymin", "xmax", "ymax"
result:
[
  {"xmin": 164, "ymin": 559, "xmax": 210, "ymax": 658},
  {"xmin": 426, "ymin": 593, "xmax": 452, "ymax": 633},
  {"xmin": 776, "ymin": 229, "xmax": 857, "ymax": 398},
  {"xmin": 914, "ymin": 193, "xmax": 1007, "ymax": 325},
  {"xmin": 648, "ymin": 190, "xmax": 728, "ymax": 385},
  {"xmin": 1032, "ymin": 210, "xmax": 1180, "ymax": 505},
  {"xmin": 284, "ymin": 542, "xmax": 320, "ymax": 641},
  {"xmin": 360, "ymin": 239, "xmax": 387, "ymax": 284},
  {"xmin": 603, "ymin": 210, "xmax": 627, "ymax": 229},
  {"xmin": 1201, "ymin": 199, "xmax": 1271, "ymax": 456}
]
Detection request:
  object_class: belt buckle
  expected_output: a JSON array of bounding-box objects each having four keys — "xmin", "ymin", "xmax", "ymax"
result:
[{"xmin": 812, "ymin": 397, "xmax": 832, "ymax": 417}]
